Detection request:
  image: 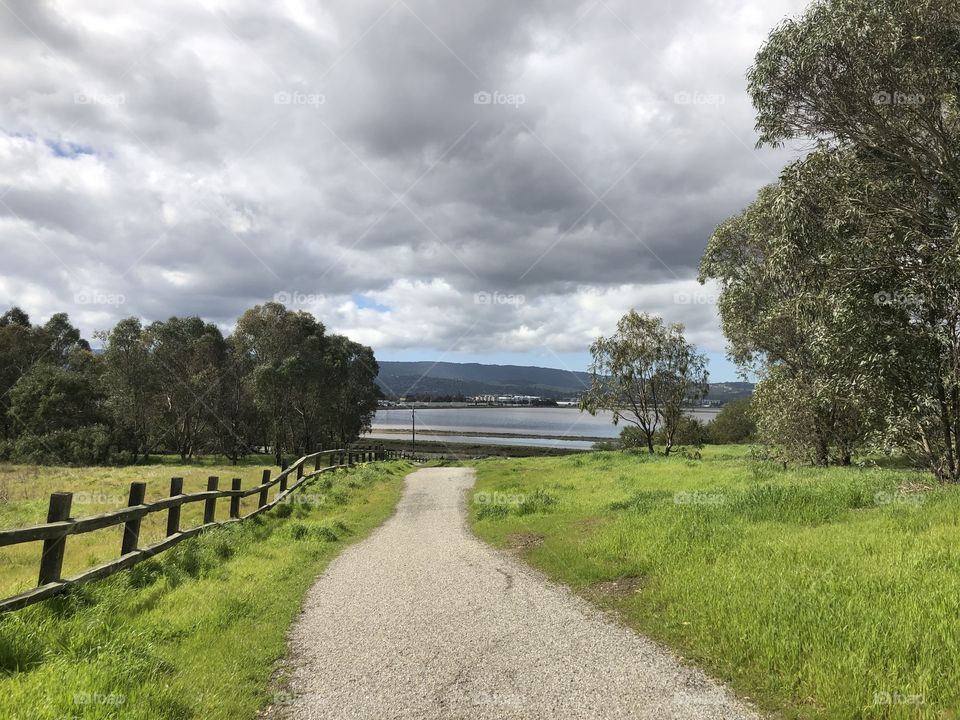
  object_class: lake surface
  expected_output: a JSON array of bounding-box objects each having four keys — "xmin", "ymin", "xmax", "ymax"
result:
[{"xmin": 365, "ymin": 406, "xmax": 719, "ymax": 448}]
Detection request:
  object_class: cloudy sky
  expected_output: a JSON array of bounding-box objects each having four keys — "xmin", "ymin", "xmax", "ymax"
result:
[{"xmin": 0, "ymin": 0, "xmax": 808, "ymax": 381}]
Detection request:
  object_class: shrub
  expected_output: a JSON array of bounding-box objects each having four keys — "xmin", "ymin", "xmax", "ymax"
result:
[
  {"xmin": 11, "ymin": 425, "xmax": 112, "ymax": 465},
  {"xmin": 707, "ymin": 399, "xmax": 756, "ymax": 444},
  {"xmin": 655, "ymin": 416, "xmax": 709, "ymax": 448}
]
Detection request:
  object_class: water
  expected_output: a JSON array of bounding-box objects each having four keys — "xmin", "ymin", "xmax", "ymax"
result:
[{"xmin": 366, "ymin": 406, "xmax": 719, "ymax": 448}]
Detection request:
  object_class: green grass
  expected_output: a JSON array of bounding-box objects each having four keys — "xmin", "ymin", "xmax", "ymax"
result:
[
  {"xmin": 0, "ymin": 460, "xmax": 303, "ymax": 598},
  {"xmin": 0, "ymin": 461, "xmax": 410, "ymax": 720},
  {"xmin": 468, "ymin": 447, "xmax": 960, "ymax": 719}
]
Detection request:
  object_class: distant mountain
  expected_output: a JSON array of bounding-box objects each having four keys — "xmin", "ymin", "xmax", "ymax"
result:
[{"xmin": 376, "ymin": 361, "xmax": 753, "ymax": 403}]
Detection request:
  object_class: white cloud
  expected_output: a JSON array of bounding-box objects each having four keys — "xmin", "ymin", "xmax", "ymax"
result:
[{"xmin": 0, "ymin": 0, "xmax": 809, "ymax": 370}]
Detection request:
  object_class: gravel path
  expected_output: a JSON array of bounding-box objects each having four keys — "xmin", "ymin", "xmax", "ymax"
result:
[{"xmin": 275, "ymin": 467, "xmax": 759, "ymax": 720}]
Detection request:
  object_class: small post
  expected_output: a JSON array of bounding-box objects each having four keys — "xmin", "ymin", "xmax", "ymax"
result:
[
  {"xmin": 230, "ymin": 478, "xmax": 242, "ymax": 518},
  {"xmin": 38, "ymin": 492, "xmax": 72, "ymax": 585},
  {"xmin": 204, "ymin": 476, "xmax": 219, "ymax": 524},
  {"xmin": 281, "ymin": 458, "xmax": 288, "ymax": 471},
  {"xmin": 121, "ymin": 482, "xmax": 147, "ymax": 555},
  {"xmin": 258, "ymin": 469, "xmax": 271, "ymax": 508},
  {"xmin": 328, "ymin": 453, "xmax": 336, "ymax": 468},
  {"xmin": 297, "ymin": 463, "xmax": 304, "ymax": 480},
  {"xmin": 279, "ymin": 470, "xmax": 288, "ymax": 494},
  {"xmin": 166, "ymin": 477, "xmax": 184, "ymax": 536},
  {"xmin": 314, "ymin": 454, "xmax": 322, "ymax": 471}
]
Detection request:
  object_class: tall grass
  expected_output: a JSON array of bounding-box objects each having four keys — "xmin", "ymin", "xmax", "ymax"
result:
[
  {"xmin": 0, "ymin": 461, "xmax": 409, "ymax": 720},
  {"xmin": 470, "ymin": 449, "xmax": 960, "ymax": 719}
]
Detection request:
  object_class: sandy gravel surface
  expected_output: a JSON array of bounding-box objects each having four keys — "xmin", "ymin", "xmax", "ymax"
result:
[{"xmin": 275, "ymin": 467, "xmax": 759, "ymax": 720}]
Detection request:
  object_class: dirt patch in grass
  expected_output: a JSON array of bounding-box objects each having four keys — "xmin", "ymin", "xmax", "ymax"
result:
[
  {"xmin": 507, "ymin": 532, "xmax": 544, "ymax": 551},
  {"xmin": 589, "ymin": 576, "xmax": 646, "ymax": 597}
]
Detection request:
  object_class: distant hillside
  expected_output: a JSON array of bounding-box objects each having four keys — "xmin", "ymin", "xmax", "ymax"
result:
[{"xmin": 376, "ymin": 361, "xmax": 753, "ymax": 403}]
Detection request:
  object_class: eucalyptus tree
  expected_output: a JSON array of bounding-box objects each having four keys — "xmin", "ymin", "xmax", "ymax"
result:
[
  {"xmin": 320, "ymin": 335, "xmax": 380, "ymax": 448},
  {"xmin": 725, "ymin": 0, "xmax": 960, "ymax": 478},
  {"xmin": 580, "ymin": 310, "xmax": 708, "ymax": 455},
  {"xmin": 97, "ymin": 318, "xmax": 162, "ymax": 462},
  {"xmin": 233, "ymin": 303, "xmax": 328, "ymax": 466},
  {"xmin": 146, "ymin": 316, "xmax": 227, "ymax": 460}
]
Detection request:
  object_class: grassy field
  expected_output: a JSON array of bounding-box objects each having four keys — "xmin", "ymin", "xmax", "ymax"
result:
[
  {"xmin": 469, "ymin": 447, "xmax": 960, "ymax": 719},
  {"xmin": 0, "ymin": 457, "xmax": 300, "ymax": 599},
  {"xmin": 0, "ymin": 459, "xmax": 410, "ymax": 720}
]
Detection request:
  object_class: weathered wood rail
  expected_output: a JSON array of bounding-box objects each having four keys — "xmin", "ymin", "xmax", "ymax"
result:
[{"xmin": 0, "ymin": 446, "xmax": 418, "ymax": 614}]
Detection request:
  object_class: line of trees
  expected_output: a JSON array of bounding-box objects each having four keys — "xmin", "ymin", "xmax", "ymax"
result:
[
  {"xmin": 700, "ymin": 0, "xmax": 960, "ymax": 480},
  {"xmin": 0, "ymin": 303, "xmax": 381, "ymax": 466}
]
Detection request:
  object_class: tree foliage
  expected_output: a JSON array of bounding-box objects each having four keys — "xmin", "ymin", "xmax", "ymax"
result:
[
  {"xmin": 581, "ymin": 310, "xmax": 708, "ymax": 455},
  {"xmin": 0, "ymin": 304, "xmax": 380, "ymax": 466},
  {"xmin": 702, "ymin": 0, "xmax": 960, "ymax": 478}
]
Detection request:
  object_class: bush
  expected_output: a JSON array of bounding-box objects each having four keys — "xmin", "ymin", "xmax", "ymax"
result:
[
  {"xmin": 11, "ymin": 425, "xmax": 112, "ymax": 465},
  {"xmin": 655, "ymin": 416, "xmax": 709, "ymax": 448},
  {"xmin": 619, "ymin": 426, "xmax": 651, "ymax": 451},
  {"xmin": 707, "ymin": 398, "xmax": 756, "ymax": 444}
]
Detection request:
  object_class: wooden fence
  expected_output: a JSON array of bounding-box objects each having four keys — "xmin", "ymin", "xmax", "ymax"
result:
[{"xmin": 0, "ymin": 446, "xmax": 418, "ymax": 614}]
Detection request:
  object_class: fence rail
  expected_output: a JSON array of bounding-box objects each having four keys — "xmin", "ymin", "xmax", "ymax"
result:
[{"xmin": 0, "ymin": 446, "xmax": 419, "ymax": 614}]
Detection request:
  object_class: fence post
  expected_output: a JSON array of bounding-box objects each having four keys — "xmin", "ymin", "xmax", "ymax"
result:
[
  {"xmin": 297, "ymin": 463, "xmax": 304, "ymax": 481},
  {"xmin": 258, "ymin": 469, "xmax": 271, "ymax": 508},
  {"xmin": 38, "ymin": 492, "xmax": 72, "ymax": 585},
  {"xmin": 230, "ymin": 478, "xmax": 242, "ymax": 519},
  {"xmin": 281, "ymin": 458, "xmax": 288, "ymax": 471},
  {"xmin": 166, "ymin": 477, "xmax": 183, "ymax": 536},
  {"xmin": 314, "ymin": 454, "xmax": 321, "ymax": 471},
  {"xmin": 204, "ymin": 476, "xmax": 219, "ymax": 524},
  {"xmin": 279, "ymin": 470, "xmax": 288, "ymax": 494},
  {"xmin": 328, "ymin": 453, "xmax": 336, "ymax": 468},
  {"xmin": 121, "ymin": 482, "xmax": 147, "ymax": 555}
]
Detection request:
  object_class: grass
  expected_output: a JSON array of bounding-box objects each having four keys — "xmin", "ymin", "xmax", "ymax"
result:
[
  {"xmin": 0, "ymin": 457, "xmax": 296, "ymax": 598},
  {"xmin": 468, "ymin": 446, "xmax": 960, "ymax": 719},
  {"xmin": 0, "ymin": 460, "xmax": 410, "ymax": 720}
]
